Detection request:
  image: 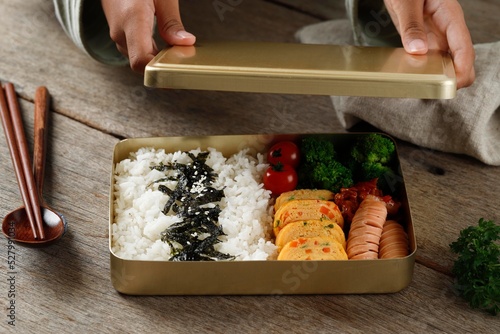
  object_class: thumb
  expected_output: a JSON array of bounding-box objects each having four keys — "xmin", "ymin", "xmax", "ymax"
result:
[
  {"xmin": 155, "ymin": 0, "xmax": 196, "ymax": 46},
  {"xmin": 385, "ymin": 0, "xmax": 428, "ymax": 54}
]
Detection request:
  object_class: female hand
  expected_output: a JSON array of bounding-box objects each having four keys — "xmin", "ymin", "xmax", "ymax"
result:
[
  {"xmin": 101, "ymin": 0, "xmax": 196, "ymax": 73},
  {"xmin": 384, "ymin": 0, "xmax": 475, "ymax": 88}
]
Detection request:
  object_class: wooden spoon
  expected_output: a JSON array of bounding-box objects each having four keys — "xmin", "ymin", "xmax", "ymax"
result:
[{"xmin": 1, "ymin": 86, "xmax": 67, "ymax": 246}]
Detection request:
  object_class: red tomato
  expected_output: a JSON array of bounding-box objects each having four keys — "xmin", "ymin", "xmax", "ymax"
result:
[
  {"xmin": 263, "ymin": 163, "xmax": 298, "ymax": 196},
  {"xmin": 267, "ymin": 141, "xmax": 300, "ymax": 168}
]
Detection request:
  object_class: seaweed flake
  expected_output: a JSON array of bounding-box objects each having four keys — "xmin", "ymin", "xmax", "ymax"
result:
[{"xmin": 151, "ymin": 151, "xmax": 234, "ymax": 261}]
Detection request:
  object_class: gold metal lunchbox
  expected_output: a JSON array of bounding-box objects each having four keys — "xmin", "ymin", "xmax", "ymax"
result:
[{"xmin": 109, "ymin": 133, "xmax": 416, "ymax": 295}]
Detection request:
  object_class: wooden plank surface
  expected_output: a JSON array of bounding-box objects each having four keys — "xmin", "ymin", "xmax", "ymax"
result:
[{"xmin": 0, "ymin": 0, "xmax": 499, "ymax": 333}]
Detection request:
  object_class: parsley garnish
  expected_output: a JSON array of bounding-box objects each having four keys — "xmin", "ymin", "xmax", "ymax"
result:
[{"xmin": 449, "ymin": 218, "xmax": 500, "ymax": 315}]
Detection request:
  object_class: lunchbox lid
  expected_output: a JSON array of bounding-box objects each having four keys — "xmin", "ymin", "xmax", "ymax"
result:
[{"xmin": 144, "ymin": 41, "xmax": 456, "ymax": 99}]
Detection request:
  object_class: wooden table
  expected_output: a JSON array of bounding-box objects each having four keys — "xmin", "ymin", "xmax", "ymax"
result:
[{"xmin": 1, "ymin": 0, "xmax": 499, "ymax": 332}]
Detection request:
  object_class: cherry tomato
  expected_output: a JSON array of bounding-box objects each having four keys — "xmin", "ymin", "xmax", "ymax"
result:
[
  {"xmin": 267, "ymin": 141, "xmax": 300, "ymax": 168},
  {"xmin": 263, "ymin": 163, "xmax": 298, "ymax": 196}
]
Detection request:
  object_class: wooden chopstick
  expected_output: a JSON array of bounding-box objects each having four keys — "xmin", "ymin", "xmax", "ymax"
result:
[
  {"xmin": 5, "ymin": 83, "xmax": 46, "ymax": 239},
  {"xmin": 33, "ymin": 86, "xmax": 50, "ymax": 196},
  {"xmin": 0, "ymin": 83, "xmax": 45, "ymax": 239},
  {"xmin": 0, "ymin": 84, "xmax": 39, "ymax": 239}
]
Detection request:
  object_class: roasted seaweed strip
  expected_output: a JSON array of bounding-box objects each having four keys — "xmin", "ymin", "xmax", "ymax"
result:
[{"xmin": 152, "ymin": 151, "xmax": 234, "ymax": 261}]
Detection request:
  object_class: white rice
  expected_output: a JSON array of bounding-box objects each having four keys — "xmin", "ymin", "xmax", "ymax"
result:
[{"xmin": 112, "ymin": 147, "xmax": 278, "ymax": 261}]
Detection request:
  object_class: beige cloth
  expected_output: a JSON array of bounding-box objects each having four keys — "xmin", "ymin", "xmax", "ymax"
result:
[{"xmin": 295, "ymin": 20, "xmax": 500, "ymax": 166}]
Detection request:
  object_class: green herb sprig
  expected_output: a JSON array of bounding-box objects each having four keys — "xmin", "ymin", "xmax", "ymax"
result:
[{"xmin": 449, "ymin": 218, "xmax": 500, "ymax": 315}]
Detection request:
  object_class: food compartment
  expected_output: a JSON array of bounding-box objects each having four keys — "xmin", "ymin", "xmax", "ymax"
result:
[{"xmin": 109, "ymin": 133, "xmax": 416, "ymax": 295}]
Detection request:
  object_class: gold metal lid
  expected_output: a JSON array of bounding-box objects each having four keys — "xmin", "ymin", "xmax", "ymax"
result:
[{"xmin": 144, "ymin": 41, "xmax": 456, "ymax": 99}]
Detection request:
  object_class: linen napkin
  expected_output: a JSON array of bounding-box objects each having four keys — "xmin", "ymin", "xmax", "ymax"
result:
[{"xmin": 295, "ymin": 20, "xmax": 500, "ymax": 166}]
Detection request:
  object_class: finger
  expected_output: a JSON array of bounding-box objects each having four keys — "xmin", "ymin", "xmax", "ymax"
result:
[
  {"xmin": 116, "ymin": 44, "xmax": 129, "ymax": 58},
  {"xmin": 451, "ymin": 55, "xmax": 476, "ymax": 89},
  {"xmin": 155, "ymin": 0, "xmax": 196, "ymax": 46},
  {"xmin": 101, "ymin": 0, "xmax": 158, "ymax": 73},
  {"xmin": 101, "ymin": 0, "xmax": 128, "ymax": 55},
  {"xmin": 385, "ymin": 0, "xmax": 428, "ymax": 54},
  {"xmin": 122, "ymin": 5, "xmax": 158, "ymax": 73},
  {"xmin": 433, "ymin": 4, "xmax": 476, "ymax": 88}
]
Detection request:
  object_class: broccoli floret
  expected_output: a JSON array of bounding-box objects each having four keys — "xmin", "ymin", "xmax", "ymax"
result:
[
  {"xmin": 351, "ymin": 133, "xmax": 395, "ymax": 164},
  {"xmin": 350, "ymin": 134, "xmax": 399, "ymax": 193},
  {"xmin": 300, "ymin": 136, "xmax": 337, "ymax": 165},
  {"xmin": 361, "ymin": 161, "xmax": 392, "ymax": 180},
  {"xmin": 360, "ymin": 161, "xmax": 395, "ymax": 193},
  {"xmin": 310, "ymin": 160, "xmax": 353, "ymax": 192},
  {"xmin": 297, "ymin": 137, "xmax": 353, "ymax": 193}
]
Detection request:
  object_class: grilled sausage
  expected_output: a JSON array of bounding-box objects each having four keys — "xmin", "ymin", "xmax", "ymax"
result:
[{"xmin": 346, "ymin": 195, "xmax": 387, "ymax": 259}]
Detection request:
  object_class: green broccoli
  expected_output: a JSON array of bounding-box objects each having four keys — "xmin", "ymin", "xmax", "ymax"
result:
[
  {"xmin": 361, "ymin": 161, "xmax": 393, "ymax": 180},
  {"xmin": 360, "ymin": 161, "xmax": 397, "ymax": 193},
  {"xmin": 300, "ymin": 136, "xmax": 337, "ymax": 165},
  {"xmin": 297, "ymin": 137, "xmax": 353, "ymax": 193},
  {"xmin": 308, "ymin": 160, "xmax": 353, "ymax": 192},
  {"xmin": 351, "ymin": 133, "xmax": 395, "ymax": 164},
  {"xmin": 349, "ymin": 134, "xmax": 398, "ymax": 193}
]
